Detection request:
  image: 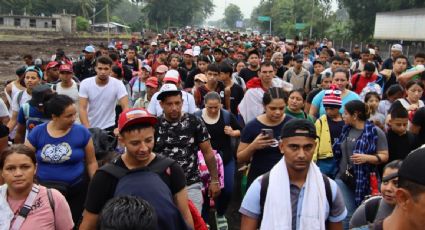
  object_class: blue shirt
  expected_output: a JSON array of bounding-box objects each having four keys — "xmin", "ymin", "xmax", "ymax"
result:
[
  {"xmin": 17, "ymin": 104, "xmax": 49, "ymax": 135},
  {"xmin": 312, "ymin": 90, "xmax": 360, "ymax": 117},
  {"xmin": 27, "ymin": 123, "xmax": 91, "ymax": 184}
]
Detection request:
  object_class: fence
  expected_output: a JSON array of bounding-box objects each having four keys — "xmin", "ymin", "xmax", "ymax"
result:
[{"xmin": 332, "ymin": 40, "xmax": 425, "ymax": 62}]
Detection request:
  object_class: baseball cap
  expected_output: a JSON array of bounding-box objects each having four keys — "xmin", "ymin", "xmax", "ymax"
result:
[
  {"xmin": 118, "ymin": 108, "xmax": 157, "ymax": 133},
  {"xmin": 194, "ymin": 73, "xmax": 207, "ymax": 83},
  {"xmin": 163, "ymin": 70, "xmax": 180, "ymax": 84},
  {"xmin": 398, "ymin": 147, "xmax": 425, "ymax": 186},
  {"xmin": 323, "ymin": 86, "xmax": 342, "ymax": 109},
  {"xmin": 82, "ymin": 45, "xmax": 96, "ymax": 53},
  {"xmin": 16, "ymin": 66, "xmax": 27, "ymax": 76},
  {"xmin": 156, "ymin": 65, "xmax": 169, "ymax": 74},
  {"xmin": 46, "ymin": 61, "xmax": 60, "ymax": 70},
  {"xmin": 294, "ymin": 54, "xmax": 303, "ymax": 62},
  {"xmin": 150, "ymin": 41, "xmax": 158, "ymax": 46},
  {"xmin": 184, "ymin": 49, "xmax": 194, "ymax": 56},
  {"xmin": 214, "ymin": 47, "xmax": 224, "ymax": 54},
  {"xmin": 145, "ymin": 77, "xmax": 159, "ymax": 88},
  {"xmin": 280, "ymin": 119, "xmax": 319, "ymax": 139},
  {"xmin": 59, "ymin": 64, "xmax": 73, "ymax": 73},
  {"xmin": 354, "ymin": 44, "xmax": 360, "ymax": 48},
  {"xmin": 313, "ymin": 60, "xmax": 323, "ymax": 66},
  {"xmin": 157, "ymin": 83, "xmax": 182, "ymax": 101},
  {"xmin": 141, "ymin": 64, "xmax": 152, "ymax": 73},
  {"xmin": 157, "ymin": 49, "xmax": 167, "ymax": 54},
  {"xmin": 29, "ymin": 84, "xmax": 54, "ymax": 107},
  {"xmin": 391, "ymin": 44, "xmax": 403, "ymax": 52}
]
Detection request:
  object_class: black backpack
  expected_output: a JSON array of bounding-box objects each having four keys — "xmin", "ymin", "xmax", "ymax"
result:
[
  {"xmin": 364, "ymin": 196, "xmax": 382, "ymax": 224},
  {"xmin": 258, "ymin": 172, "xmax": 333, "ymax": 225}
]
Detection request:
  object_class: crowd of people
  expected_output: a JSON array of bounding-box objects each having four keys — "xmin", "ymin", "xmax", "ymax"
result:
[{"xmin": 1, "ymin": 28, "xmax": 425, "ymax": 230}]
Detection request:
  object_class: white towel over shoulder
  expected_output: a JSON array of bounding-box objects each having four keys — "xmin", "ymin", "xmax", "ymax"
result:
[{"xmin": 260, "ymin": 157, "xmax": 328, "ymax": 230}]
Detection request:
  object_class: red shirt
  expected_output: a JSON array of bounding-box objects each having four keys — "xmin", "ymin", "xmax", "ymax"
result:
[{"xmin": 351, "ymin": 73, "xmax": 378, "ymax": 94}]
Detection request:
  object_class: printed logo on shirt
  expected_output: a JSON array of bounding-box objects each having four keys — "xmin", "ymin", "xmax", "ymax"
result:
[{"xmin": 41, "ymin": 143, "xmax": 72, "ymax": 163}]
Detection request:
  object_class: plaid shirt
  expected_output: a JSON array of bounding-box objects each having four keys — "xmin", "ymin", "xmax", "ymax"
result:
[{"xmin": 333, "ymin": 121, "xmax": 378, "ymax": 206}]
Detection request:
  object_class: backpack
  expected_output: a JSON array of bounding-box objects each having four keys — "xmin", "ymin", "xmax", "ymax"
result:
[
  {"xmin": 258, "ymin": 172, "xmax": 333, "ymax": 225},
  {"xmin": 364, "ymin": 196, "xmax": 382, "ymax": 224},
  {"xmin": 88, "ymin": 128, "xmax": 117, "ymax": 162},
  {"xmin": 21, "ymin": 102, "xmax": 50, "ymax": 131},
  {"xmin": 100, "ymin": 155, "xmax": 190, "ymax": 230},
  {"xmin": 351, "ymin": 73, "xmax": 362, "ymax": 92}
]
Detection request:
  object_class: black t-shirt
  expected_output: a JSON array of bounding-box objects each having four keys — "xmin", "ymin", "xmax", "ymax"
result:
[
  {"xmin": 84, "ymin": 155, "xmax": 186, "ymax": 214},
  {"xmin": 177, "ymin": 67, "xmax": 188, "ymax": 85},
  {"xmin": 185, "ymin": 68, "xmax": 201, "ymax": 88},
  {"xmin": 204, "ymin": 112, "xmax": 242, "ymax": 164},
  {"xmin": 412, "ymin": 107, "xmax": 425, "ymax": 146},
  {"xmin": 0, "ymin": 124, "xmax": 9, "ymax": 138},
  {"xmin": 239, "ymin": 67, "xmax": 259, "ymax": 83},
  {"xmin": 386, "ymin": 129, "xmax": 416, "ymax": 162},
  {"xmin": 307, "ymin": 88, "xmax": 322, "ymax": 104},
  {"xmin": 327, "ymin": 116, "xmax": 344, "ymax": 145},
  {"xmin": 229, "ymin": 83, "xmax": 244, "ymax": 116},
  {"xmin": 276, "ymin": 66, "xmax": 288, "ymax": 79}
]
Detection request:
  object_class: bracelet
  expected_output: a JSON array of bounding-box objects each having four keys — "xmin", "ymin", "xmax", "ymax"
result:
[{"xmin": 375, "ymin": 154, "xmax": 382, "ymax": 163}]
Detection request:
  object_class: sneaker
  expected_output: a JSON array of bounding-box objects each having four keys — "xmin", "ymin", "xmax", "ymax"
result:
[{"xmin": 215, "ymin": 213, "xmax": 228, "ymax": 230}]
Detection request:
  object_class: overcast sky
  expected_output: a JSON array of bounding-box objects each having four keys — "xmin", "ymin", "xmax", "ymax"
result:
[{"xmin": 208, "ymin": 0, "xmax": 262, "ymax": 21}]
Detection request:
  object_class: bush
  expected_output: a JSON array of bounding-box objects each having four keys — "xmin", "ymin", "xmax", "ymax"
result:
[{"xmin": 76, "ymin": 16, "xmax": 90, "ymax": 31}]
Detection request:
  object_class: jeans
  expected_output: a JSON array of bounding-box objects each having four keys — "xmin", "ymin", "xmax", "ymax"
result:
[
  {"xmin": 335, "ymin": 179, "xmax": 356, "ymax": 230},
  {"xmin": 187, "ymin": 182, "xmax": 203, "ymax": 213},
  {"xmin": 202, "ymin": 159, "xmax": 236, "ymax": 219}
]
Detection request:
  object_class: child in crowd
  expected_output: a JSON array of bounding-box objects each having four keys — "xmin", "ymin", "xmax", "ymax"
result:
[
  {"xmin": 314, "ymin": 86, "xmax": 344, "ymax": 178},
  {"xmin": 365, "ymin": 92, "xmax": 386, "ymax": 130},
  {"xmin": 387, "ymin": 103, "xmax": 417, "ymax": 162},
  {"xmin": 378, "ymin": 84, "xmax": 404, "ymax": 118}
]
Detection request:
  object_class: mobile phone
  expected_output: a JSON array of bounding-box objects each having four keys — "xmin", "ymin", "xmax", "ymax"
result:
[{"xmin": 261, "ymin": 129, "xmax": 274, "ymax": 139}]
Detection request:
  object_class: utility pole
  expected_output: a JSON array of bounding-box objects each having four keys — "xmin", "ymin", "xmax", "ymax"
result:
[
  {"xmin": 309, "ymin": 0, "xmax": 314, "ymax": 39},
  {"xmin": 106, "ymin": 0, "xmax": 110, "ymax": 43}
]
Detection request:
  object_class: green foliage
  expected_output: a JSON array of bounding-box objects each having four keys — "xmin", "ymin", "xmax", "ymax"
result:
[
  {"xmin": 76, "ymin": 16, "xmax": 90, "ymax": 31},
  {"xmin": 140, "ymin": 0, "xmax": 214, "ymax": 31},
  {"xmin": 251, "ymin": 0, "xmax": 333, "ymax": 39},
  {"xmin": 224, "ymin": 3, "xmax": 243, "ymax": 29}
]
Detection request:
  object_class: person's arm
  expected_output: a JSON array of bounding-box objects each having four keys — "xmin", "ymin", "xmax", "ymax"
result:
[
  {"xmin": 198, "ymin": 141, "xmax": 221, "ymax": 198},
  {"xmin": 398, "ymin": 67, "xmax": 424, "ymax": 86},
  {"xmin": 173, "ymin": 188, "xmax": 194, "ymax": 229},
  {"xmin": 6, "ymin": 111, "xmax": 18, "ymax": 132},
  {"xmin": 79, "ymin": 210, "xmax": 98, "ymax": 230},
  {"xmin": 79, "ymin": 97, "xmax": 90, "ymax": 128},
  {"xmin": 84, "ymin": 138, "xmax": 98, "ymax": 179},
  {"xmin": 240, "ymin": 215, "xmax": 258, "ymax": 230},
  {"xmin": 118, "ymin": 95, "xmax": 129, "ymax": 111},
  {"xmin": 14, "ymin": 123, "xmax": 26, "ymax": 144}
]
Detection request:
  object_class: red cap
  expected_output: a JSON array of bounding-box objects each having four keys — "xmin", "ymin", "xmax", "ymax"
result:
[
  {"xmin": 46, "ymin": 61, "xmax": 60, "ymax": 70},
  {"xmin": 118, "ymin": 108, "xmax": 157, "ymax": 132},
  {"xmin": 59, "ymin": 64, "xmax": 73, "ymax": 73},
  {"xmin": 145, "ymin": 77, "xmax": 159, "ymax": 88}
]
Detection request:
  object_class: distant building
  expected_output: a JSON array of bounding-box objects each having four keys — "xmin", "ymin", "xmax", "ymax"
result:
[
  {"xmin": 91, "ymin": 22, "xmax": 130, "ymax": 34},
  {"xmin": 0, "ymin": 13, "xmax": 76, "ymax": 33},
  {"xmin": 374, "ymin": 8, "xmax": 425, "ymax": 41}
]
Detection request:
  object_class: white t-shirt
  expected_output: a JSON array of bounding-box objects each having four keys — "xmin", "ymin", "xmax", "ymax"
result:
[
  {"xmin": 0, "ymin": 99, "xmax": 9, "ymax": 117},
  {"xmin": 55, "ymin": 81, "xmax": 80, "ymax": 123},
  {"xmin": 147, "ymin": 90, "xmax": 197, "ymax": 116},
  {"xmin": 79, "ymin": 77, "xmax": 128, "ymax": 129},
  {"xmin": 12, "ymin": 90, "xmax": 31, "ymax": 112}
]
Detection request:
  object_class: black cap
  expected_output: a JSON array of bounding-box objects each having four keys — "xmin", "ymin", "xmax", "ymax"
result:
[
  {"xmin": 157, "ymin": 49, "xmax": 166, "ymax": 54},
  {"xmin": 313, "ymin": 60, "xmax": 323, "ymax": 66},
  {"xmin": 294, "ymin": 54, "xmax": 303, "ymax": 62},
  {"xmin": 280, "ymin": 119, "xmax": 318, "ymax": 139},
  {"xmin": 28, "ymin": 84, "xmax": 53, "ymax": 107},
  {"xmin": 16, "ymin": 66, "xmax": 27, "ymax": 76},
  {"xmin": 214, "ymin": 47, "xmax": 223, "ymax": 54},
  {"xmin": 398, "ymin": 147, "xmax": 425, "ymax": 186}
]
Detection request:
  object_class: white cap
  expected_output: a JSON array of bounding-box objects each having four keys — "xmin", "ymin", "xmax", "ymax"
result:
[
  {"xmin": 184, "ymin": 49, "xmax": 194, "ymax": 56},
  {"xmin": 369, "ymin": 48, "xmax": 375, "ymax": 55},
  {"xmin": 391, "ymin": 44, "xmax": 403, "ymax": 52},
  {"xmin": 157, "ymin": 83, "xmax": 181, "ymax": 101},
  {"xmin": 193, "ymin": 46, "xmax": 201, "ymax": 56},
  {"xmin": 150, "ymin": 41, "xmax": 158, "ymax": 46}
]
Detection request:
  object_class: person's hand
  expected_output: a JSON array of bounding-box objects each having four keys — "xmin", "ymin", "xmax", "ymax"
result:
[
  {"xmin": 251, "ymin": 133, "xmax": 276, "ymax": 150},
  {"xmin": 224, "ymin": 125, "xmax": 235, "ymax": 136},
  {"xmin": 416, "ymin": 64, "xmax": 425, "ymax": 72},
  {"xmin": 351, "ymin": 153, "xmax": 370, "ymax": 165},
  {"xmin": 208, "ymin": 182, "xmax": 221, "ymax": 198},
  {"xmin": 408, "ymin": 104, "xmax": 419, "ymax": 111}
]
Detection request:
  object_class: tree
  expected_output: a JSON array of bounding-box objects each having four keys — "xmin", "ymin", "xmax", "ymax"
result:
[
  {"xmin": 76, "ymin": 16, "xmax": 90, "ymax": 31},
  {"xmin": 224, "ymin": 3, "xmax": 243, "ymax": 30}
]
